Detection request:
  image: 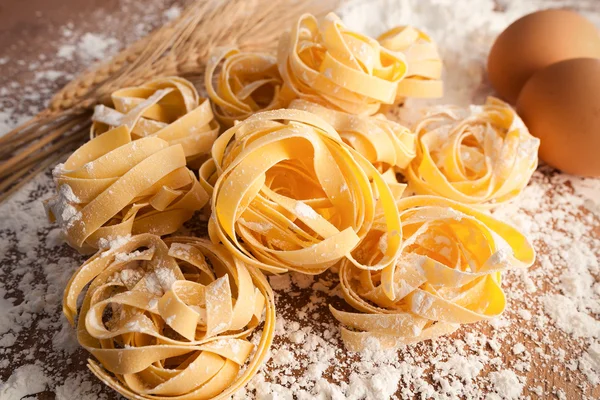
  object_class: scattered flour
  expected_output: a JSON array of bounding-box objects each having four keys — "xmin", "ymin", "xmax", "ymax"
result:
[
  {"xmin": 51, "ymin": 317, "xmax": 79, "ymax": 355},
  {"xmin": 542, "ymin": 294, "xmax": 600, "ymax": 338},
  {"xmin": 163, "ymin": 5, "xmax": 182, "ymax": 21},
  {"xmin": 76, "ymin": 33, "xmax": 119, "ymax": 62},
  {"xmin": 578, "ymin": 342, "xmax": 600, "ymax": 386},
  {"xmin": 0, "ymin": 364, "xmax": 49, "ymax": 400},
  {"xmin": 269, "ymin": 274, "xmax": 292, "ymax": 291},
  {"xmin": 54, "ymin": 31, "xmax": 120, "ymax": 64},
  {"xmin": 294, "ymin": 201, "xmax": 319, "ymax": 219},
  {"xmin": 54, "ymin": 372, "xmax": 107, "ymax": 400},
  {"xmin": 488, "ymin": 370, "xmax": 524, "ymax": 400},
  {"xmin": 0, "ymin": 0, "xmax": 195, "ymax": 397}
]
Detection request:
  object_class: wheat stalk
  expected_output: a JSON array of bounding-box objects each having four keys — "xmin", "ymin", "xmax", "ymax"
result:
[{"xmin": 0, "ymin": 0, "xmax": 339, "ymax": 202}]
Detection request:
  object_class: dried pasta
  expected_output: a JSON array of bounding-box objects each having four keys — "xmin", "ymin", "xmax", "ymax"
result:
[
  {"xmin": 406, "ymin": 97, "xmax": 540, "ymax": 208},
  {"xmin": 378, "ymin": 26, "xmax": 443, "ymax": 100},
  {"xmin": 207, "ymin": 109, "xmax": 403, "ymax": 286},
  {"xmin": 45, "ymin": 6, "xmax": 547, "ymax": 400},
  {"xmin": 63, "ymin": 234, "xmax": 275, "ymax": 400},
  {"xmin": 205, "ymin": 47, "xmax": 294, "ymax": 127},
  {"xmin": 278, "ymin": 13, "xmax": 408, "ymax": 115},
  {"xmin": 91, "ymin": 76, "xmax": 219, "ymax": 167},
  {"xmin": 47, "ymin": 126, "xmax": 208, "ymax": 252},
  {"xmin": 331, "ymin": 195, "xmax": 535, "ymax": 351},
  {"xmin": 289, "ymin": 99, "xmax": 416, "ymax": 176}
]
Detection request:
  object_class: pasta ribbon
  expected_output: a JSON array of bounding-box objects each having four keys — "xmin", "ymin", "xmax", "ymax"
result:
[
  {"xmin": 331, "ymin": 195, "xmax": 535, "ymax": 351},
  {"xmin": 289, "ymin": 99, "xmax": 416, "ymax": 176},
  {"xmin": 63, "ymin": 234, "xmax": 275, "ymax": 400},
  {"xmin": 278, "ymin": 13, "xmax": 408, "ymax": 115},
  {"xmin": 406, "ymin": 97, "xmax": 540, "ymax": 208},
  {"xmin": 206, "ymin": 109, "xmax": 402, "ymax": 291},
  {"xmin": 91, "ymin": 76, "xmax": 219, "ymax": 168},
  {"xmin": 378, "ymin": 26, "xmax": 443, "ymax": 100},
  {"xmin": 47, "ymin": 126, "xmax": 208, "ymax": 252},
  {"xmin": 205, "ymin": 47, "xmax": 294, "ymax": 127}
]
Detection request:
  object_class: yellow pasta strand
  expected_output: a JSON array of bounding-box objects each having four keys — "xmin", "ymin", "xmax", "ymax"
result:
[
  {"xmin": 46, "ymin": 126, "xmax": 208, "ymax": 252},
  {"xmin": 406, "ymin": 97, "xmax": 540, "ymax": 208},
  {"xmin": 278, "ymin": 13, "xmax": 408, "ymax": 115},
  {"xmin": 378, "ymin": 26, "xmax": 443, "ymax": 101},
  {"xmin": 63, "ymin": 234, "xmax": 275, "ymax": 400},
  {"xmin": 289, "ymin": 99, "xmax": 416, "ymax": 177},
  {"xmin": 205, "ymin": 109, "xmax": 402, "ymax": 297},
  {"xmin": 49, "ymin": 9, "xmax": 542, "ymax": 400},
  {"xmin": 205, "ymin": 47, "xmax": 295, "ymax": 127},
  {"xmin": 91, "ymin": 76, "xmax": 219, "ymax": 168},
  {"xmin": 331, "ymin": 195, "xmax": 535, "ymax": 351}
]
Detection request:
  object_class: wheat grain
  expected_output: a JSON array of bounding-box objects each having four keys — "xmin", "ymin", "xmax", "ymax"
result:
[{"xmin": 0, "ymin": 0, "xmax": 339, "ymax": 202}]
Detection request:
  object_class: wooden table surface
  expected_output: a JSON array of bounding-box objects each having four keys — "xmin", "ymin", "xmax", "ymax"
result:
[{"xmin": 0, "ymin": 1, "xmax": 599, "ymax": 399}]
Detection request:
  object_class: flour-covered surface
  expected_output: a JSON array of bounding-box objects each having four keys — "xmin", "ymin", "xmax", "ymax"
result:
[{"xmin": 0, "ymin": 0, "xmax": 599, "ymax": 399}]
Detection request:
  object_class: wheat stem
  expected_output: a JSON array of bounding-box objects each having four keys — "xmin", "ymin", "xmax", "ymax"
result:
[
  {"xmin": 0, "ymin": 115, "xmax": 87, "ymax": 179},
  {"xmin": 0, "ymin": 0, "xmax": 339, "ymax": 203}
]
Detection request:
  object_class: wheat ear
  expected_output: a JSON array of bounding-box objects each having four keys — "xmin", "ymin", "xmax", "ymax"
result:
[{"xmin": 0, "ymin": 0, "xmax": 339, "ymax": 203}]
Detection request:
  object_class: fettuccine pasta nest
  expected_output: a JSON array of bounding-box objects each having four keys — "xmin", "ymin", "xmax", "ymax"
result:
[
  {"xmin": 49, "ymin": 8, "xmax": 542, "ymax": 398},
  {"xmin": 406, "ymin": 97, "xmax": 540, "ymax": 208},
  {"xmin": 378, "ymin": 26, "xmax": 443, "ymax": 101},
  {"xmin": 47, "ymin": 126, "xmax": 208, "ymax": 252},
  {"xmin": 278, "ymin": 13, "xmax": 408, "ymax": 115},
  {"xmin": 205, "ymin": 48, "xmax": 294, "ymax": 127},
  {"xmin": 63, "ymin": 234, "xmax": 275, "ymax": 400},
  {"xmin": 331, "ymin": 196, "xmax": 535, "ymax": 351},
  {"xmin": 205, "ymin": 109, "xmax": 403, "ymax": 279},
  {"xmin": 91, "ymin": 76, "xmax": 219, "ymax": 168},
  {"xmin": 289, "ymin": 99, "xmax": 416, "ymax": 178}
]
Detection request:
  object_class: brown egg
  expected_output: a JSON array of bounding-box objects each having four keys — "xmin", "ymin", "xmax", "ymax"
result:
[
  {"xmin": 516, "ymin": 58, "xmax": 600, "ymax": 177},
  {"xmin": 488, "ymin": 9, "xmax": 600, "ymax": 104}
]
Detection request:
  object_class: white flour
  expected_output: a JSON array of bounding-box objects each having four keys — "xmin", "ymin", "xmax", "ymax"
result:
[
  {"xmin": 0, "ymin": 364, "xmax": 49, "ymax": 400},
  {"xmin": 59, "ymin": 32, "xmax": 120, "ymax": 63},
  {"xmin": 1, "ymin": 0, "xmax": 600, "ymax": 399}
]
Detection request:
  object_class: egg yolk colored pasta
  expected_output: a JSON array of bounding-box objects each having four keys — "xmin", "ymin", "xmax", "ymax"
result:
[
  {"xmin": 289, "ymin": 99, "xmax": 416, "ymax": 178},
  {"xmin": 205, "ymin": 47, "xmax": 295, "ymax": 127},
  {"xmin": 378, "ymin": 25, "xmax": 443, "ymax": 101},
  {"xmin": 205, "ymin": 109, "xmax": 403, "ymax": 298},
  {"xmin": 47, "ymin": 126, "xmax": 208, "ymax": 252},
  {"xmin": 52, "ymin": 9, "xmax": 543, "ymax": 397},
  {"xmin": 278, "ymin": 13, "xmax": 408, "ymax": 115},
  {"xmin": 331, "ymin": 195, "xmax": 535, "ymax": 350},
  {"xmin": 63, "ymin": 234, "xmax": 275, "ymax": 400},
  {"xmin": 406, "ymin": 97, "xmax": 540, "ymax": 208},
  {"xmin": 91, "ymin": 76, "xmax": 219, "ymax": 168}
]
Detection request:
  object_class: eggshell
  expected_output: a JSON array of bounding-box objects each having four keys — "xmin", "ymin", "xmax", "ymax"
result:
[
  {"xmin": 488, "ymin": 9, "xmax": 600, "ymax": 104},
  {"xmin": 516, "ymin": 58, "xmax": 600, "ymax": 177}
]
